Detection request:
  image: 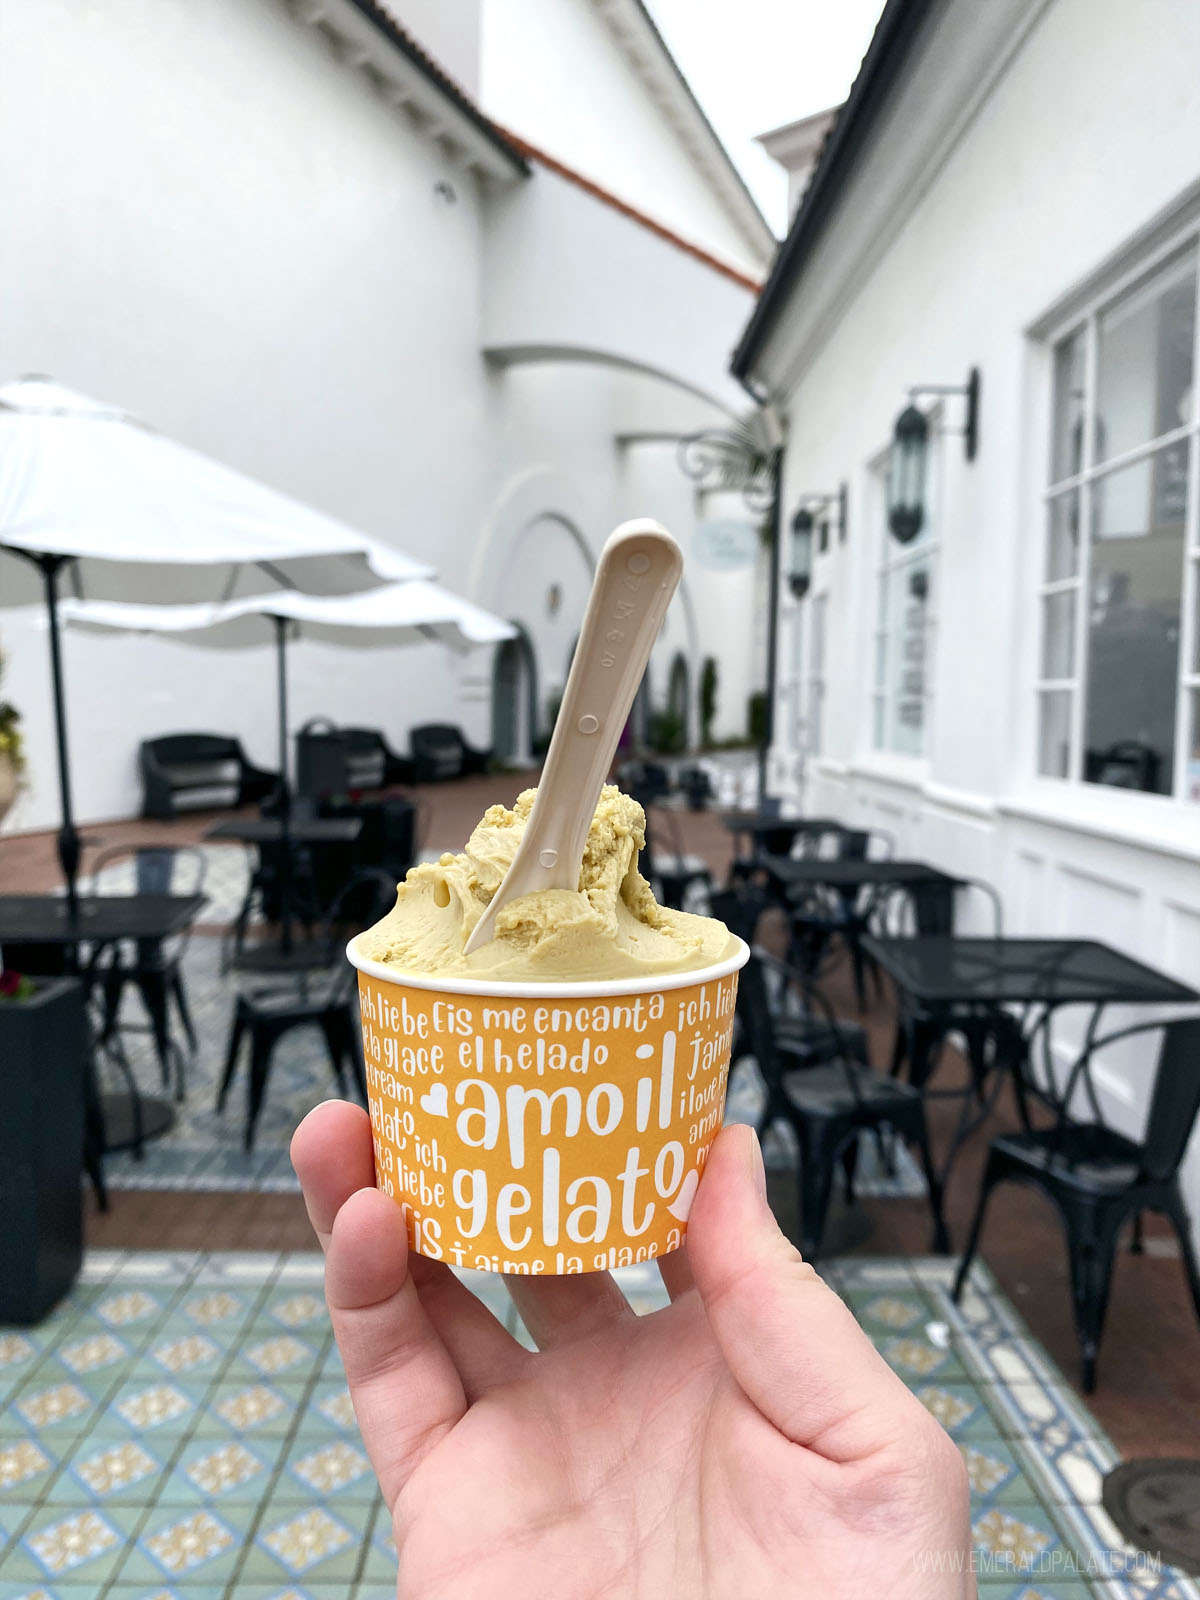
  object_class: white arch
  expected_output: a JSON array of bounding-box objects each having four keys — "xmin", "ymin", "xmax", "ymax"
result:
[
  {"xmin": 482, "ymin": 344, "xmax": 740, "ymax": 421},
  {"xmin": 467, "ymin": 467, "xmax": 596, "ymax": 607}
]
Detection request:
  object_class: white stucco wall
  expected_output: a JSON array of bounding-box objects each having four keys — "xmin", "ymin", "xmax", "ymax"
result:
[
  {"xmin": 750, "ymin": 0, "xmax": 1200, "ymax": 1219},
  {"xmin": 0, "ymin": 0, "xmax": 757, "ymax": 836},
  {"xmin": 481, "ymin": 158, "xmax": 752, "ymax": 415},
  {"xmin": 478, "ymin": 0, "xmax": 767, "ymax": 278}
]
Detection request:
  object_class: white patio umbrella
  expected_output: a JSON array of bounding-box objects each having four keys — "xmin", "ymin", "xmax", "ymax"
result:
[
  {"xmin": 59, "ymin": 580, "xmax": 516, "ymax": 776},
  {"xmin": 61, "ymin": 584, "xmax": 516, "ymax": 953},
  {"xmin": 0, "ymin": 376, "xmax": 433, "ymax": 907},
  {"xmin": 60, "ymin": 585, "xmax": 516, "ymax": 776}
]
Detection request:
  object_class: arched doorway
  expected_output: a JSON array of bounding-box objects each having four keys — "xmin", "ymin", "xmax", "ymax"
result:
[
  {"xmin": 491, "ymin": 626, "xmax": 538, "ymax": 765},
  {"xmin": 667, "ymin": 652, "xmax": 691, "ymax": 751}
]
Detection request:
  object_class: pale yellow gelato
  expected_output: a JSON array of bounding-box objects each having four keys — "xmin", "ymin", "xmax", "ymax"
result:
[{"xmin": 357, "ymin": 784, "xmax": 738, "ymax": 982}]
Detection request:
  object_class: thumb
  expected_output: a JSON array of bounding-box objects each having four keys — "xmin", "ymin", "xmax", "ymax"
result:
[{"xmin": 686, "ymin": 1125, "xmax": 921, "ymax": 1463}]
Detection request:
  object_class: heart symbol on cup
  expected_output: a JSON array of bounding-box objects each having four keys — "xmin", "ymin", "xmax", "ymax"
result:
[
  {"xmin": 419, "ymin": 1083, "xmax": 449, "ymax": 1117},
  {"xmin": 666, "ymin": 1168, "xmax": 700, "ymax": 1222}
]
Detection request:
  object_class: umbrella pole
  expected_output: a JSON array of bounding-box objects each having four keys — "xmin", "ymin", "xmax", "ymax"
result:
[
  {"xmin": 272, "ymin": 615, "xmax": 294, "ymax": 956},
  {"xmin": 40, "ymin": 554, "xmax": 82, "ymax": 917}
]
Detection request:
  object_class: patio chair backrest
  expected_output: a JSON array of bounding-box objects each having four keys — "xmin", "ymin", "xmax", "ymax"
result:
[
  {"xmin": 833, "ymin": 828, "xmax": 894, "ymax": 862},
  {"xmin": 888, "ymin": 875, "xmax": 1004, "ymax": 938},
  {"xmin": 732, "ymin": 952, "xmax": 782, "ymax": 1088},
  {"xmin": 708, "ymin": 887, "xmax": 770, "ymax": 947},
  {"xmin": 322, "ymin": 868, "xmax": 401, "ymax": 997},
  {"xmin": 1140, "ymin": 1018, "xmax": 1200, "ymax": 1183},
  {"xmin": 89, "ymin": 843, "xmax": 207, "ymax": 899},
  {"xmin": 734, "ymin": 950, "xmax": 866, "ymax": 1110}
]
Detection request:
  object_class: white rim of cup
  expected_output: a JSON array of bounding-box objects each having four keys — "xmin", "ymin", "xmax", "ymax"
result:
[{"xmin": 347, "ymin": 934, "xmax": 750, "ymax": 1000}]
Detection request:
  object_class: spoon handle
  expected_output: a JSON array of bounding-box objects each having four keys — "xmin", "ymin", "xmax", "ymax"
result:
[{"xmin": 464, "ymin": 519, "xmax": 682, "ymax": 953}]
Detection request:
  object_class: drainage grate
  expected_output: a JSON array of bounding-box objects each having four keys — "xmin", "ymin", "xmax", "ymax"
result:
[{"xmin": 1102, "ymin": 1460, "xmax": 1200, "ymax": 1576}]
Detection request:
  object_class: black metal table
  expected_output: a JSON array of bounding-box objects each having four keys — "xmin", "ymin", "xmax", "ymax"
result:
[
  {"xmin": 207, "ymin": 816, "xmax": 362, "ymax": 971},
  {"xmin": 0, "ymin": 893, "xmax": 207, "ymax": 1152},
  {"xmin": 206, "ymin": 818, "xmax": 362, "ymax": 847},
  {"xmin": 721, "ymin": 813, "xmax": 852, "ymax": 859},
  {"xmin": 0, "ymin": 893, "xmax": 207, "ymax": 947},
  {"xmin": 861, "ymin": 937, "xmax": 1198, "ymax": 1011},
  {"xmin": 862, "ymin": 935, "xmax": 1199, "ymax": 1179},
  {"xmin": 771, "ymin": 857, "xmax": 965, "ymax": 901}
]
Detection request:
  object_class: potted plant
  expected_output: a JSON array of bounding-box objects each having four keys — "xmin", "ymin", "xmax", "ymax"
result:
[
  {"xmin": 0, "ymin": 641, "xmax": 26, "ymax": 825},
  {"xmin": 0, "ymin": 973, "xmax": 87, "ymax": 1321}
]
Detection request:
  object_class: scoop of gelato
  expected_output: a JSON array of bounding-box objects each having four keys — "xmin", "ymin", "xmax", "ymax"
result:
[{"xmin": 356, "ymin": 784, "xmax": 737, "ymax": 982}]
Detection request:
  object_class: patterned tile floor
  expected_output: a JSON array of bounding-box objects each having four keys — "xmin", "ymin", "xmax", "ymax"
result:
[{"xmin": 0, "ymin": 1252, "xmax": 1193, "ymax": 1599}]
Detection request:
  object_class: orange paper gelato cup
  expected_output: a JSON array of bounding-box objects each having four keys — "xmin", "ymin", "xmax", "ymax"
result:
[{"xmin": 348, "ymin": 938, "xmax": 749, "ymax": 1275}]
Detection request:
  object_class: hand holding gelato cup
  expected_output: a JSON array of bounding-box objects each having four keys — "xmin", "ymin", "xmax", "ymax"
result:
[{"xmin": 348, "ymin": 785, "xmax": 748, "ymax": 1274}]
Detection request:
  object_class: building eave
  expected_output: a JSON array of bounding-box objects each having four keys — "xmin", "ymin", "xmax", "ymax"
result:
[
  {"xmin": 590, "ymin": 0, "xmax": 777, "ymax": 263},
  {"xmin": 292, "ymin": 0, "xmax": 530, "ymax": 181}
]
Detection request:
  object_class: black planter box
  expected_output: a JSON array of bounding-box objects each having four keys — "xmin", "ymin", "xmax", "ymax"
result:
[{"xmin": 0, "ymin": 977, "xmax": 87, "ymax": 1321}]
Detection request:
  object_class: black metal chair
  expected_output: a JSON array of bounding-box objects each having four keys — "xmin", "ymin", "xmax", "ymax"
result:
[
  {"xmin": 216, "ymin": 868, "xmax": 397, "ymax": 1150},
  {"xmin": 342, "ymin": 726, "xmax": 412, "ymax": 787},
  {"xmin": 139, "ymin": 733, "xmax": 277, "ymax": 819},
  {"xmin": 222, "ymin": 795, "xmax": 326, "ymax": 972},
  {"xmin": 883, "ymin": 878, "xmax": 1012, "ymax": 1098},
  {"xmin": 711, "ymin": 887, "xmax": 870, "ymax": 1074},
  {"xmin": 787, "ymin": 829, "xmax": 895, "ymax": 1008},
  {"xmin": 953, "ymin": 1017, "xmax": 1200, "ymax": 1391},
  {"xmin": 734, "ymin": 950, "xmax": 948, "ymax": 1259},
  {"xmin": 87, "ymin": 843, "xmax": 207, "ymax": 1100},
  {"xmin": 408, "ymin": 724, "xmax": 489, "ymax": 783}
]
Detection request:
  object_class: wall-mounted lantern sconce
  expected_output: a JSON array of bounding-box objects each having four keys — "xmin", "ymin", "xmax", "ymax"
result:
[
  {"xmin": 790, "ymin": 483, "xmax": 847, "ymax": 588},
  {"xmin": 887, "ymin": 367, "xmax": 980, "ymax": 545},
  {"xmin": 789, "ymin": 506, "xmax": 814, "ymax": 598}
]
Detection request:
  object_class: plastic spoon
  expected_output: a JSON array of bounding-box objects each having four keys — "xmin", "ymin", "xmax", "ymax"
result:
[{"xmin": 464, "ymin": 518, "xmax": 682, "ymax": 953}]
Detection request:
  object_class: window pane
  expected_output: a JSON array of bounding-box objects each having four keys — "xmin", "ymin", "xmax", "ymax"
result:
[
  {"xmin": 874, "ymin": 570, "xmax": 890, "ymax": 698},
  {"xmin": 1050, "ymin": 328, "xmax": 1087, "ymax": 482},
  {"xmin": 1046, "ymin": 490, "xmax": 1081, "ymax": 581},
  {"xmin": 1038, "ymin": 689, "xmax": 1072, "ymax": 777},
  {"xmin": 1095, "ymin": 246, "xmax": 1197, "ymax": 464},
  {"xmin": 807, "ymin": 595, "xmax": 825, "ymax": 757},
  {"xmin": 1040, "ymin": 590, "xmax": 1076, "ymax": 680},
  {"xmin": 885, "ymin": 558, "xmax": 931, "ymax": 756},
  {"xmin": 1083, "ymin": 447, "xmax": 1189, "ymax": 794}
]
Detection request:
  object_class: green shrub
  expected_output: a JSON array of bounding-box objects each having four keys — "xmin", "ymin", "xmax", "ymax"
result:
[{"xmin": 700, "ymin": 656, "xmax": 718, "ymax": 746}]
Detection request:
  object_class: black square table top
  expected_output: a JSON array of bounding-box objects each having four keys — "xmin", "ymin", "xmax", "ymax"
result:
[
  {"xmin": 720, "ymin": 813, "xmax": 849, "ymax": 840},
  {"xmin": 768, "ymin": 858, "xmax": 967, "ymax": 894},
  {"xmin": 860, "ymin": 936, "xmax": 1199, "ymax": 1008},
  {"xmin": 0, "ymin": 893, "xmax": 208, "ymax": 945},
  {"xmin": 205, "ymin": 817, "xmax": 362, "ymax": 845}
]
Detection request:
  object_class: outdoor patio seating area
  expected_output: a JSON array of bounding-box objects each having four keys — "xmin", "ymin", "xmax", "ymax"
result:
[{"xmin": 2, "ymin": 771, "xmax": 1200, "ymax": 1536}]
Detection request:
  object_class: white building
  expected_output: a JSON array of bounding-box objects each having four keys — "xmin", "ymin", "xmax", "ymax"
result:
[
  {"xmin": 0, "ymin": 0, "xmax": 775, "ymax": 833},
  {"xmin": 736, "ymin": 0, "xmax": 1200, "ymax": 1216}
]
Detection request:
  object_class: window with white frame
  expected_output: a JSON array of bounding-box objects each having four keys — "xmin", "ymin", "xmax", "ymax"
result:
[
  {"xmin": 1037, "ymin": 240, "xmax": 1199, "ymax": 799},
  {"xmin": 806, "ymin": 592, "xmax": 826, "ymax": 757},
  {"xmin": 873, "ymin": 428, "xmax": 940, "ymax": 756}
]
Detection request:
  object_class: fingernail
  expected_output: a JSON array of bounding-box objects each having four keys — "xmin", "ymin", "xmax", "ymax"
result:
[{"xmin": 742, "ymin": 1127, "xmax": 768, "ymax": 1201}]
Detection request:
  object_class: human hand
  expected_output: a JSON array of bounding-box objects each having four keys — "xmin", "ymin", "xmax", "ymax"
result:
[{"xmin": 292, "ymin": 1103, "xmax": 973, "ymax": 1599}]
